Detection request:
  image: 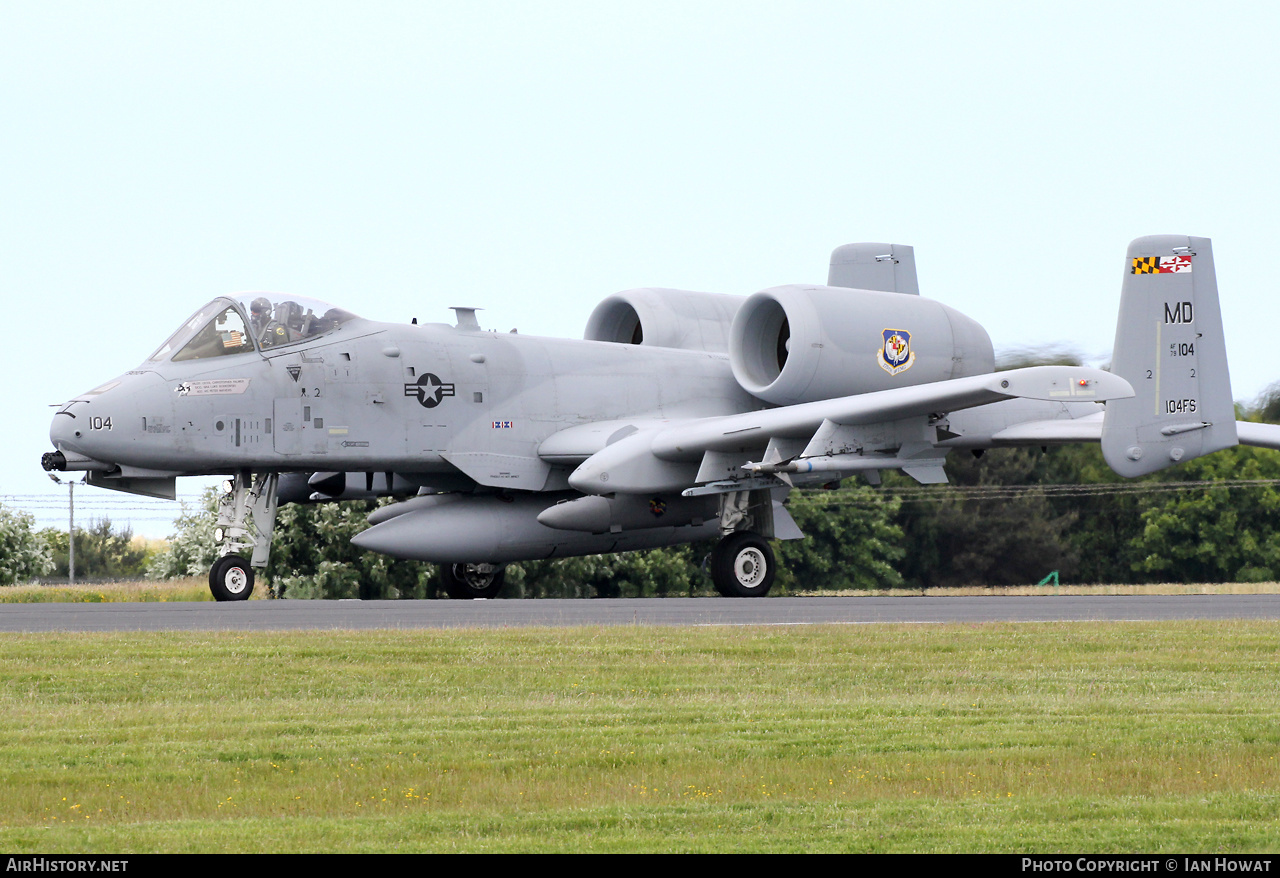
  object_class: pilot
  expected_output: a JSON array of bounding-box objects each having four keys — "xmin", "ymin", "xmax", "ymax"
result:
[
  {"xmin": 250, "ymin": 297, "xmax": 289, "ymax": 349},
  {"xmin": 275, "ymin": 301, "xmax": 303, "ymax": 339},
  {"xmin": 249, "ymin": 296, "xmax": 272, "ymax": 336}
]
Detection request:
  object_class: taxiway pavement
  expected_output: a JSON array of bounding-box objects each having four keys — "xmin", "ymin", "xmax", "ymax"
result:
[{"xmin": 1, "ymin": 595, "xmax": 1277, "ymax": 632}]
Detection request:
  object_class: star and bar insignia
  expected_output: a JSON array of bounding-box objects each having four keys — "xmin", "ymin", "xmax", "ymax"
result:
[{"xmin": 403, "ymin": 373, "xmax": 456, "ymax": 408}]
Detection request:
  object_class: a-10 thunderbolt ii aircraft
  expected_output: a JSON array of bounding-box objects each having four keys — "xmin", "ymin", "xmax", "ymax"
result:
[{"xmin": 41, "ymin": 235, "xmax": 1280, "ymax": 601}]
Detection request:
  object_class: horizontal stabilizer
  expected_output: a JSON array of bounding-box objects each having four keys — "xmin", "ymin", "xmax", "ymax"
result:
[
  {"xmin": 957, "ymin": 413, "xmax": 1280, "ymax": 453},
  {"xmin": 1237, "ymin": 421, "xmax": 1280, "ymax": 451}
]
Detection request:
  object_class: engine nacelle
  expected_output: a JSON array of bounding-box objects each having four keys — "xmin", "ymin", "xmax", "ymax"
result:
[
  {"xmin": 729, "ymin": 284, "xmax": 994, "ymax": 405},
  {"xmin": 584, "ymin": 288, "xmax": 743, "ymax": 353}
]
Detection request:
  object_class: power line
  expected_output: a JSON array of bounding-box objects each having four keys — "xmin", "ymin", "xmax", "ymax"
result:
[
  {"xmin": 1, "ymin": 491, "xmax": 211, "ymax": 535},
  {"xmin": 795, "ymin": 478, "xmax": 1280, "ymax": 506}
]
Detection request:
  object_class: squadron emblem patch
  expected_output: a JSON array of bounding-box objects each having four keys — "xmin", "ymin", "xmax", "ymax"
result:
[
  {"xmin": 1131, "ymin": 255, "xmax": 1193, "ymax": 274},
  {"xmin": 879, "ymin": 329, "xmax": 915, "ymax": 375}
]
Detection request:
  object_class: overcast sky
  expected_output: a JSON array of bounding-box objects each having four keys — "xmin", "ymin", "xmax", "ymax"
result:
[{"xmin": 4, "ymin": 1, "xmax": 1278, "ymax": 536}]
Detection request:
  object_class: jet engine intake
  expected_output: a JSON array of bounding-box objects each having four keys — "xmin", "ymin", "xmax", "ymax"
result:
[
  {"xmin": 728, "ymin": 284, "xmax": 995, "ymax": 406},
  {"xmin": 584, "ymin": 288, "xmax": 742, "ymax": 353}
]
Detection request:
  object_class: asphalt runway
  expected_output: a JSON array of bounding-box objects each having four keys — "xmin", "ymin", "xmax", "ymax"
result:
[{"xmin": 1, "ymin": 595, "xmax": 1279, "ymax": 632}]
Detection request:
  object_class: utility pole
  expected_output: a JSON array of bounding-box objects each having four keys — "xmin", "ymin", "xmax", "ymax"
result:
[
  {"xmin": 47, "ymin": 473, "xmax": 80, "ymax": 585},
  {"xmin": 68, "ymin": 480, "xmax": 75, "ymax": 585}
]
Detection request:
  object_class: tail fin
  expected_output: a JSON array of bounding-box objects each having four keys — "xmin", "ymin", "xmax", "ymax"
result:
[
  {"xmin": 827, "ymin": 243, "xmax": 919, "ymax": 294},
  {"xmin": 1101, "ymin": 235, "xmax": 1237, "ymax": 477}
]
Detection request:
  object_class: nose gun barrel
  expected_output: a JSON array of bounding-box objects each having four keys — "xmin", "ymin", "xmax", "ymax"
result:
[{"xmin": 41, "ymin": 450, "xmax": 113, "ymax": 472}]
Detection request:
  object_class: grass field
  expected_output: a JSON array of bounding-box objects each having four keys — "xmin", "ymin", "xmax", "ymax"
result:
[
  {"xmin": 5, "ymin": 578, "xmax": 1279, "ymax": 602},
  {"xmin": 1, "ymin": 622, "xmax": 1278, "ymax": 852},
  {"xmin": 0, "ymin": 578, "xmax": 216, "ymax": 603}
]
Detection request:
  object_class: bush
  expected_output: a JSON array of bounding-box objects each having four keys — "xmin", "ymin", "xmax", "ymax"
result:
[
  {"xmin": 267, "ymin": 499, "xmax": 434, "ymax": 599},
  {"xmin": 507, "ymin": 542, "xmax": 717, "ymax": 598},
  {"xmin": 41, "ymin": 518, "xmax": 148, "ymax": 580},
  {"xmin": 147, "ymin": 488, "xmax": 220, "ymax": 580},
  {"xmin": 0, "ymin": 504, "xmax": 55, "ymax": 586}
]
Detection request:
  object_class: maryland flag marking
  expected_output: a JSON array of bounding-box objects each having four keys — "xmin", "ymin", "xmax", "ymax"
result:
[{"xmin": 1131, "ymin": 255, "xmax": 1193, "ymax": 274}]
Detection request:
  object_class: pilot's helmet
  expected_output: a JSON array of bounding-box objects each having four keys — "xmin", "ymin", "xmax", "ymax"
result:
[
  {"xmin": 250, "ymin": 297, "xmax": 272, "ymax": 320},
  {"xmin": 277, "ymin": 300, "xmax": 302, "ymax": 329}
]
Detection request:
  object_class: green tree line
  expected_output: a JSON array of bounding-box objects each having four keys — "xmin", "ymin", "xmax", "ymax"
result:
[
  {"xmin": 6, "ymin": 382, "xmax": 1279, "ymax": 596},
  {"xmin": 249, "ymin": 378, "xmax": 1280, "ymax": 597}
]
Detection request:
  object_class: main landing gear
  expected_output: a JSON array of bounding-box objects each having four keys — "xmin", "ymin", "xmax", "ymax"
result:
[
  {"xmin": 708, "ymin": 488, "xmax": 778, "ymax": 597},
  {"xmin": 209, "ymin": 472, "xmax": 279, "ymax": 602},
  {"xmin": 440, "ymin": 563, "xmax": 507, "ymax": 599},
  {"xmin": 710, "ymin": 531, "xmax": 776, "ymax": 597}
]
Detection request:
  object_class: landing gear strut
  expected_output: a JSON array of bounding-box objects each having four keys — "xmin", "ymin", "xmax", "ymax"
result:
[
  {"xmin": 209, "ymin": 471, "xmax": 279, "ymax": 602},
  {"xmin": 710, "ymin": 488, "xmax": 777, "ymax": 597},
  {"xmin": 440, "ymin": 563, "xmax": 507, "ymax": 599}
]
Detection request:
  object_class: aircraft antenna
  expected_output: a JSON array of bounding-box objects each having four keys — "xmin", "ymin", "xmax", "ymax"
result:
[{"xmin": 450, "ymin": 307, "xmax": 483, "ymax": 331}]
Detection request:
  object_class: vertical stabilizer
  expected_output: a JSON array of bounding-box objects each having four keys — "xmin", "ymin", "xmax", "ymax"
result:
[
  {"xmin": 1101, "ymin": 235, "xmax": 1237, "ymax": 477},
  {"xmin": 828, "ymin": 243, "xmax": 919, "ymax": 294}
]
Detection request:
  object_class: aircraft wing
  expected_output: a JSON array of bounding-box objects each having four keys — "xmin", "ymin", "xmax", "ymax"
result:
[
  {"xmin": 563, "ymin": 365, "xmax": 1132, "ymax": 494},
  {"xmin": 646, "ymin": 365, "xmax": 1129, "ymax": 460}
]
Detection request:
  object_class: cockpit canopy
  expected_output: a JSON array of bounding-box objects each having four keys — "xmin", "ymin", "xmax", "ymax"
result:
[{"xmin": 148, "ymin": 294, "xmax": 358, "ymax": 362}]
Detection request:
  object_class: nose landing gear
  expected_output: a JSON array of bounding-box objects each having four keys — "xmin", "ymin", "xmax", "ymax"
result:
[
  {"xmin": 209, "ymin": 472, "xmax": 279, "ymax": 601},
  {"xmin": 210, "ymin": 554, "xmax": 254, "ymax": 601}
]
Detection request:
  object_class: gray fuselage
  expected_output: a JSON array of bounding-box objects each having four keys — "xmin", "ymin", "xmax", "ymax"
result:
[{"xmin": 51, "ymin": 316, "xmax": 761, "ymax": 488}]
